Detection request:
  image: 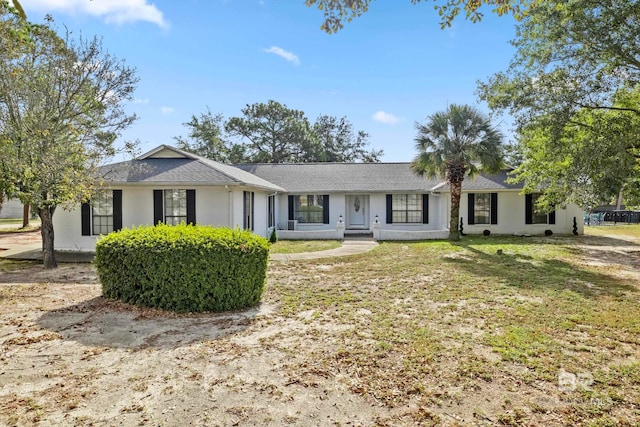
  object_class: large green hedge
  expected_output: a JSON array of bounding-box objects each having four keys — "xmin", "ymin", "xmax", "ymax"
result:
[{"xmin": 95, "ymin": 224, "xmax": 270, "ymax": 312}]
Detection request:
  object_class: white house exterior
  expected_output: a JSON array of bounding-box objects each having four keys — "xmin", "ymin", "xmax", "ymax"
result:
[
  {"xmin": 0, "ymin": 198, "xmax": 24, "ymax": 219},
  {"xmin": 53, "ymin": 145, "xmax": 584, "ymax": 251}
]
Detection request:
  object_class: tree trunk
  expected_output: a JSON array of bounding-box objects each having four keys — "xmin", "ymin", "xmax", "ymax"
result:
[
  {"xmin": 449, "ymin": 182, "xmax": 462, "ymax": 241},
  {"xmin": 39, "ymin": 207, "xmax": 57, "ymax": 269},
  {"xmin": 616, "ymin": 189, "xmax": 623, "ymax": 210},
  {"xmin": 22, "ymin": 204, "xmax": 29, "ymax": 228}
]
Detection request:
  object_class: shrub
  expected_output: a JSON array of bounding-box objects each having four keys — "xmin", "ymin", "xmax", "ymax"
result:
[
  {"xmin": 269, "ymin": 227, "xmax": 278, "ymax": 244},
  {"xmin": 95, "ymin": 224, "xmax": 270, "ymax": 312}
]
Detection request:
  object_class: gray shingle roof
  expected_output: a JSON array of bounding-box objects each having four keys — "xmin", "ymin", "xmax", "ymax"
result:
[
  {"xmin": 99, "ymin": 145, "xmax": 520, "ymax": 193},
  {"xmin": 99, "ymin": 145, "xmax": 284, "ymax": 191},
  {"xmin": 235, "ymin": 163, "xmax": 442, "ymax": 193},
  {"xmin": 433, "ymin": 170, "xmax": 523, "ymax": 192}
]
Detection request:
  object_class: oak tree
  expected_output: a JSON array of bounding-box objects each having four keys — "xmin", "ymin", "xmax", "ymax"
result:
[
  {"xmin": 478, "ymin": 0, "xmax": 640, "ymax": 209},
  {"xmin": 305, "ymin": 0, "xmax": 534, "ymax": 32},
  {"xmin": 0, "ymin": 5, "xmax": 138, "ymax": 268}
]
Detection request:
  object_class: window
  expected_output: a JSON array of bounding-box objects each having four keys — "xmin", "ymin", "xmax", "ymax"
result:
[
  {"xmin": 468, "ymin": 193, "xmax": 497, "ymax": 225},
  {"xmin": 392, "ymin": 194, "xmax": 422, "ymax": 223},
  {"xmin": 267, "ymin": 195, "xmax": 275, "ymax": 228},
  {"xmin": 81, "ymin": 190, "xmax": 122, "ymax": 236},
  {"xmin": 153, "ymin": 189, "xmax": 195, "ymax": 225},
  {"xmin": 289, "ymin": 195, "xmax": 329, "ymax": 224},
  {"xmin": 91, "ymin": 192, "xmax": 114, "ymax": 235},
  {"xmin": 473, "ymin": 193, "xmax": 491, "ymax": 225},
  {"xmin": 526, "ymin": 193, "xmax": 555, "ymax": 225},
  {"xmin": 244, "ymin": 191, "xmax": 254, "ymax": 231},
  {"xmin": 164, "ymin": 189, "xmax": 187, "ymax": 225}
]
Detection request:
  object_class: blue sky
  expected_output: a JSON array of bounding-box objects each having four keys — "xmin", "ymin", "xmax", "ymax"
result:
[{"xmin": 19, "ymin": 0, "xmax": 519, "ymax": 162}]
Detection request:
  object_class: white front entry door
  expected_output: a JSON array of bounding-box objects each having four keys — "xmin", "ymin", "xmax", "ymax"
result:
[{"xmin": 347, "ymin": 195, "xmax": 368, "ymax": 229}]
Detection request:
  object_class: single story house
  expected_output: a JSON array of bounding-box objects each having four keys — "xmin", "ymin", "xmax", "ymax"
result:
[{"xmin": 53, "ymin": 145, "xmax": 584, "ymax": 251}]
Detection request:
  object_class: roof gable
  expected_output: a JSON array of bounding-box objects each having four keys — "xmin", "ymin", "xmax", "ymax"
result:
[
  {"xmin": 100, "ymin": 145, "xmax": 284, "ymax": 191},
  {"xmin": 137, "ymin": 145, "xmax": 195, "ymax": 159}
]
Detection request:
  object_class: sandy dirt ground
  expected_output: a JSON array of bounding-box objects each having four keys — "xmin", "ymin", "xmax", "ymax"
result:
[
  {"xmin": 1, "ymin": 231, "xmax": 393, "ymax": 426},
  {"xmin": 0, "ymin": 230, "xmax": 638, "ymax": 426}
]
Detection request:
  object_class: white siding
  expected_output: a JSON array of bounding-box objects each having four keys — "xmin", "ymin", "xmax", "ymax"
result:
[
  {"xmin": 53, "ymin": 185, "xmax": 271, "ymax": 252},
  {"xmin": 0, "ymin": 199, "xmax": 24, "ymax": 219},
  {"xmin": 457, "ymin": 191, "xmax": 584, "ymax": 236},
  {"xmin": 274, "ymin": 192, "xmax": 445, "ymax": 237}
]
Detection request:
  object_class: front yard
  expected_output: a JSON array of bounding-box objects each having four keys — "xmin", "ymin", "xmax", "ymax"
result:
[{"xmin": 1, "ymin": 229, "xmax": 639, "ymax": 426}]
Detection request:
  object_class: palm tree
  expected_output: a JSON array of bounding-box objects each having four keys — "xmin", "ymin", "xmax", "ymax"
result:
[{"xmin": 412, "ymin": 104, "xmax": 504, "ymax": 241}]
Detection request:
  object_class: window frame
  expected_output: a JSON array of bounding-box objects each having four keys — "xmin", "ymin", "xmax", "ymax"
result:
[
  {"xmin": 244, "ymin": 191, "xmax": 255, "ymax": 231},
  {"xmin": 163, "ymin": 189, "xmax": 187, "ymax": 225},
  {"xmin": 91, "ymin": 191, "xmax": 114, "ymax": 235},
  {"xmin": 290, "ymin": 194, "xmax": 328, "ymax": 224},
  {"xmin": 267, "ymin": 195, "xmax": 275, "ymax": 228},
  {"xmin": 391, "ymin": 194, "xmax": 423, "ymax": 224},
  {"xmin": 473, "ymin": 193, "xmax": 492, "ymax": 225},
  {"xmin": 82, "ymin": 189, "xmax": 122, "ymax": 236},
  {"xmin": 530, "ymin": 193, "xmax": 549, "ymax": 224}
]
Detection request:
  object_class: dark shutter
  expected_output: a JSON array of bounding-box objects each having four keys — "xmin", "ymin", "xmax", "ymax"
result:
[
  {"xmin": 243, "ymin": 191, "xmax": 248, "ymax": 229},
  {"xmin": 422, "ymin": 194, "xmax": 429, "ymax": 224},
  {"xmin": 386, "ymin": 194, "xmax": 393, "ymax": 224},
  {"xmin": 288, "ymin": 195, "xmax": 294, "ymax": 220},
  {"xmin": 186, "ymin": 189, "xmax": 196, "ymax": 224},
  {"xmin": 525, "ymin": 194, "xmax": 533, "ymax": 224},
  {"xmin": 467, "ymin": 193, "xmax": 475, "ymax": 225},
  {"xmin": 548, "ymin": 209, "xmax": 556, "ymax": 225},
  {"xmin": 490, "ymin": 193, "xmax": 498, "ymax": 225},
  {"xmin": 113, "ymin": 190, "xmax": 123, "ymax": 231},
  {"xmin": 153, "ymin": 190, "xmax": 163, "ymax": 225},
  {"xmin": 322, "ymin": 195, "xmax": 330, "ymax": 224},
  {"xmin": 81, "ymin": 202, "xmax": 91, "ymax": 236},
  {"xmin": 251, "ymin": 192, "xmax": 255, "ymax": 230}
]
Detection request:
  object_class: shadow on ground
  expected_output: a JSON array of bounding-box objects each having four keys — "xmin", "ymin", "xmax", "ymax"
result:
[
  {"xmin": 37, "ymin": 296, "xmax": 270, "ymax": 350},
  {"xmin": 447, "ymin": 239, "xmax": 637, "ymax": 298}
]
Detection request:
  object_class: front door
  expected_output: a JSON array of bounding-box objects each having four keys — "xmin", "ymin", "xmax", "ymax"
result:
[{"xmin": 347, "ymin": 195, "xmax": 368, "ymax": 229}]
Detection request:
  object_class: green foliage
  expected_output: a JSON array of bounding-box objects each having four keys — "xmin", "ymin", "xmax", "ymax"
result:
[
  {"xmin": 478, "ymin": 0, "xmax": 640, "ymax": 209},
  {"xmin": 173, "ymin": 109, "xmax": 247, "ymax": 163},
  {"xmin": 305, "ymin": 0, "xmax": 534, "ymax": 33},
  {"xmin": 225, "ymin": 100, "xmax": 318, "ymax": 164},
  {"xmin": 95, "ymin": 224, "xmax": 270, "ymax": 312},
  {"xmin": 411, "ymin": 104, "xmax": 504, "ymax": 240},
  {"xmin": 181, "ymin": 100, "xmax": 383, "ymax": 164},
  {"xmin": 269, "ymin": 227, "xmax": 278, "ymax": 244},
  {"xmin": 312, "ymin": 114, "xmax": 382, "ymax": 162},
  {"xmin": 0, "ymin": 9, "xmax": 138, "ymax": 268}
]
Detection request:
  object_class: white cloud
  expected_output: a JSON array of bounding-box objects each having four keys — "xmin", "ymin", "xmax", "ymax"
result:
[
  {"xmin": 372, "ymin": 111, "xmax": 399, "ymax": 125},
  {"xmin": 23, "ymin": 0, "xmax": 169, "ymax": 28},
  {"xmin": 160, "ymin": 106, "xmax": 174, "ymax": 115},
  {"xmin": 133, "ymin": 98, "xmax": 149, "ymax": 104},
  {"xmin": 263, "ymin": 46, "xmax": 300, "ymax": 66}
]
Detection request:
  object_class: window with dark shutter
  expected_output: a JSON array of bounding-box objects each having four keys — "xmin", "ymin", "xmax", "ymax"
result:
[
  {"xmin": 422, "ymin": 194, "xmax": 429, "ymax": 224},
  {"xmin": 389, "ymin": 194, "xmax": 423, "ymax": 223}
]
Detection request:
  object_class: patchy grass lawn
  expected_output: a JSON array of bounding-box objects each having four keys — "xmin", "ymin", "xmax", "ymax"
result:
[
  {"xmin": 269, "ymin": 239, "xmax": 342, "ymax": 254},
  {"xmin": 0, "ymin": 218, "xmax": 40, "ymax": 233},
  {"xmin": 585, "ymin": 223, "xmax": 640, "ymax": 239},
  {"xmin": 0, "ymin": 233, "xmax": 639, "ymax": 426}
]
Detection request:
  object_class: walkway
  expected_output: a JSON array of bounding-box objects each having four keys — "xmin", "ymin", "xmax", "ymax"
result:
[{"xmin": 269, "ymin": 239, "xmax": 378, "ymax": 261}]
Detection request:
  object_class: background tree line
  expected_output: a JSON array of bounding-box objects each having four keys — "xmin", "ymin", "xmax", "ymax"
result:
[
  {"xmin": 312, "ymin": 0, "xmax": 640, "ymax": 210},
  {"xmin": 174, "ymin": 100, "xmax": 383, "ymax": 164}
]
